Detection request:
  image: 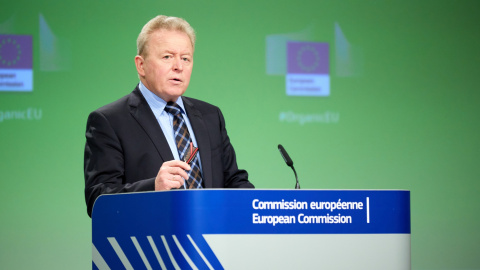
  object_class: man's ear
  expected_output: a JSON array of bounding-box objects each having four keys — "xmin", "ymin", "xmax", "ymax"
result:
[{"xmin": 134, "ymin": 55, "xmax": 145, "ymax": 77}]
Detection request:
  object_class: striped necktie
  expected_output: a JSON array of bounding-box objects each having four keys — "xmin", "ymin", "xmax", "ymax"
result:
[{"xmin": 164, "ymin": 102, "xmax": 203, "ymax": 189}]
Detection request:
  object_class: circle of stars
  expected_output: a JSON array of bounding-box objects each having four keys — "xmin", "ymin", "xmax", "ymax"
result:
[
  {"xmin": 0, "ymin": 38, "xmax": 22, "ymax": 67},
  {"xmin": 296, "ymin": 45, "xmax": 320, "ymax": 72}
]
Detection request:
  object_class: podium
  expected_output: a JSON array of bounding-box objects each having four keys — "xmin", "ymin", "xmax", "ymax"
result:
[{"xmin": 92, "ymin": 190, "xmax": 410, "ymax": 270}]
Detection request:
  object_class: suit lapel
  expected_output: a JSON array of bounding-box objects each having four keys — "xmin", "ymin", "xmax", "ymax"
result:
[
  {"xmin": 182, "ymin": 97, "xmax": 213, "ymax": 188},
  {"xmin": 128, "ymin": 87, "xmax": 174, "ymax": 162}
]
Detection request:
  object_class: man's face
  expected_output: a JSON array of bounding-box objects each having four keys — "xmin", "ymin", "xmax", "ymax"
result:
[{"xmin": 135, "ymin": 29, "xmax": 193, "ymax": 102}]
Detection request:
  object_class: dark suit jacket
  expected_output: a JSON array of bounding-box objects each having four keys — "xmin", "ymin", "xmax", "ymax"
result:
[{"xmin": 84, "ymin": 86, "xmax": 253, "ymax": 216}]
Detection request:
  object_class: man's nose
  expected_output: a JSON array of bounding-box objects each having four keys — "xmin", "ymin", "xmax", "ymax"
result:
[{"xmin": 172, "ymin": 57, "xmax": 183, "ymax": 71}]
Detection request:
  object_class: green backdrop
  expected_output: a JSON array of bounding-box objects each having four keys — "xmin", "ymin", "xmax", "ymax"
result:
[{"xmin": 1, "ymin": 0, "xmax": 479, "ymax": 269}]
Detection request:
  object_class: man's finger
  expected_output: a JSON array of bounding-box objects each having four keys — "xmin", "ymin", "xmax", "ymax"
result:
[
  {"xmin": 171, "ymin": 175, "xmax": 184, "ymax": 183},
  {"xmin": 165, "ymin": 160, "xmax": 191, "ymax": 171},
  {"xmin": 172, "ymin": 168, "xmax": 189, "ymax": 181}
]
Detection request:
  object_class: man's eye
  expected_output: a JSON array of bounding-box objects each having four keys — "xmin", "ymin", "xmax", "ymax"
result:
[
  {"xmin": 163, "ymin": 55, "xmax": 172, "ymax": 59},
  {"xmin": 182, "ymin": 57, "xmax": 190, "ymax": 62}
]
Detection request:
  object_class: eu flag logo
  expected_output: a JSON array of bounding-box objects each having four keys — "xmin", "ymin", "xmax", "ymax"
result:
[
  {"xmin": 286, "ymin": 41, "xmax": 329, "ymax": 96},
  {"xmin": 0, "ymin": 34, "xmax": 33, "ymax": 91}
]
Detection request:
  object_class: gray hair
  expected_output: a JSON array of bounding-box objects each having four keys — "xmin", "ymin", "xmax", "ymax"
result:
[{"xmin": 137, "ymin": 15, "xmax": 196, "ymax": 57}]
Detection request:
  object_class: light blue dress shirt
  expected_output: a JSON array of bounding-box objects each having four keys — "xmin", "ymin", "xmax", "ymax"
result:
[{"xmin": 138, "ymin": 82, "xmax": 201, "ymax": 169}]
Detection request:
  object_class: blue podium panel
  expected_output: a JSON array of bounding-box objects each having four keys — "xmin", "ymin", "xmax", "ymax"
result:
[{"xmin": 92, "ymin": 190, "xmax": 410, "ymax": 270}]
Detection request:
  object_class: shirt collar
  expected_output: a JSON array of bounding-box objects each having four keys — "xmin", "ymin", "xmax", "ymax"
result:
[{"xmin": 138, "ymin": 81, "xmax": 186, "ymax": 114}]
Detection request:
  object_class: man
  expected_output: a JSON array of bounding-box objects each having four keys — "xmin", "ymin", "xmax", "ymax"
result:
[{"xmin": 84, "ymin": 15, "xmax": 254, "ymax": 217}]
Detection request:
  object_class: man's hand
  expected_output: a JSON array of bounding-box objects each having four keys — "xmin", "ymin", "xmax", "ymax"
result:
[{"xmin": 155, "ymin": 160, "xmax": 191, "ymax": 190}]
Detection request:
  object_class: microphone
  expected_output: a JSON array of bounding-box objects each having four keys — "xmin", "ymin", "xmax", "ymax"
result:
[{"xmin": 278, "ymin": 144, "xmax": 300, "ymax": 189}]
